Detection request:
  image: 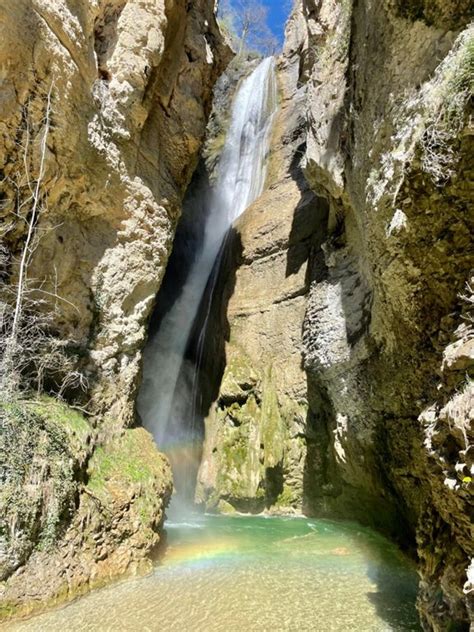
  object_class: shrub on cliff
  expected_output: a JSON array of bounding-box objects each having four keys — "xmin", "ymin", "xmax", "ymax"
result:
[{"xmin": 421, "ymin": 27, "xmax": 474, "ymax": 183}]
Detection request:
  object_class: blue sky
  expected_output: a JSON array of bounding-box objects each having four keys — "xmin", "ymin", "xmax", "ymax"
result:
[
  {"xmin": 219, "ymin": 0, "xmax": 293, "ymax": 50},
  {"xmin": 263, "ymin": 0, "xmax": 293, "ymax": 45}
]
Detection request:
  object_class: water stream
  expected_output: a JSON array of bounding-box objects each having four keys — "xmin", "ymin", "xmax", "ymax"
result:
[{"xmin": 137, "ymin": 57, "xmax": 278, "ymax": 502}]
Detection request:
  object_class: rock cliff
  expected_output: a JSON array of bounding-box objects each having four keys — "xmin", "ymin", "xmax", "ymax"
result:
[
  {"xmin": 292, "ymin": 1, "xmax": 473, "ymax": 628},
  {"xmin": 196, "ymin": 1, "xmax": 473, "ymax": 629},
  {"xmin": 1, "ymin": 0, "xmax": 472, "ymax": 628},
  {"xmin": 0, "ymin": 0, "xmax": 229, "ymax": 616}
]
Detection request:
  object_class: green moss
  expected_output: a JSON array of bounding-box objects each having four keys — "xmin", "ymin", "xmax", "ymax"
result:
[
  {"xmin": 261, "ymin": 366, "xmax": 285, "ymax": 469},
  {"xmin": 0, "ymin": 602, "xmax": 18, "ymax": 620},
  {"xmin": 86, "ymin": 428, "xmax": 166, "ymax": 498},
  {"xmin": 215, "ymin": 395, "xmax": 263, "ymax": 501},
  {"xmin": 221, "ymin": 437, "xmax": 247, "ymax": 470},
  {"xmin": 24, "ymin": 396, "xmax": 91, "ymax": 452},
  {"xmin": 217, "ymin": 499, "xmax": 237, "ymax": 515},
  {"xmin": 275, "ymin": 485, "xmax": 298, "ymax": 509},
  {"xmin": 84, "ymin": 428, "xmax": 171, "ymax": 538},
  {"xmin": 0, "ymin": 396, "xmax": 92, "ymax": 560},
  {"xmin": 135, "ymin": 496, "xmax": 154, "ymax": 528}
]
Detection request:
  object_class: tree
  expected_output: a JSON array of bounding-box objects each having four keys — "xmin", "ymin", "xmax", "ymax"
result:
[
  {"xmin": 218, "ymin": 0, "xmax": 279, "ymax": 57},
  {"xmin": 0, "ymin": 85, "xmax": 87, "ymax": 401}
]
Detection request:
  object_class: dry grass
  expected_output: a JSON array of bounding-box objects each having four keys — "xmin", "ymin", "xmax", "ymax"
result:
[{"xmin": 420, "ymin": 27, "xmax": 474, "ymax": 183}]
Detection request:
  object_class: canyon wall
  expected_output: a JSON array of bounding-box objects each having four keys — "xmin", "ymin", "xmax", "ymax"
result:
[
  {"xmin": 0, "ymin": 0, "xmax": 229, "ymax": 616},
  {"xmin": 198, "ymin": 1, "xmax": 473, "ymax": 629},
  {"xmin": 294, "ymin": 1, "xmax": 473, "ymax": 628},
  {"xmin": 1, "ymin": 0, "xmax": 472, "ymax": 628}
]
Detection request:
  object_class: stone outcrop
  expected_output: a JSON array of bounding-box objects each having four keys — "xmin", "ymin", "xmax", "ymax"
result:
[
  {"xmin": 0, "ymin": 0, "xmax": 230, "ymax": 616},
  {"xmin": 1, "ymin": 398, "xmax": 172, "ymax": 618},
  {"xmin": 196, "ymin": 1, "xmax": 473, "ymax": 629}
]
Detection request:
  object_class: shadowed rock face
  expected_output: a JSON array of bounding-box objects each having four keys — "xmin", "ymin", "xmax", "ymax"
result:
[
  {"xmin": 0, "ymin": 0, "xmax": 230, "ymax": 616},
  {"xmin": 196, "ymin": 1, "xmax": 472, "ymax": 629},
  {"xmin": 288, "ymin": 1, "xmax": 473, "ymax": 629}
]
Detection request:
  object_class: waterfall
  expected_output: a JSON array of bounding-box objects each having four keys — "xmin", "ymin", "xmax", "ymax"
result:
[{"xmin": 138, "ymin": 57, "xmax": 278, "ymax": 502}]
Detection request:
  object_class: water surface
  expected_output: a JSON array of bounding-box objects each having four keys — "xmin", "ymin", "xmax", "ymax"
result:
[{"xmin": 8, "ymin": 515, "xmax": 421, "ymax": 631}]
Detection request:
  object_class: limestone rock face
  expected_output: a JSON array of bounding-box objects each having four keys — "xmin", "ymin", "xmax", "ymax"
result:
[
  {"xmin": 0, "ymin": 0, "xmax": 229, "ymax": 615},
  {"xmin": 0, "ymin": 0, "xmax": 230, "ymax": 424},
  {"xmin": 287, "ymin": 1, "xmax": 473, "ymax": 629}
]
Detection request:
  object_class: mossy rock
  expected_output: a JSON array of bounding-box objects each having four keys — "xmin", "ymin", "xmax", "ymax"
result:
[
  {"xmin": 25, "ymin": 396, "xmax": 92, "ymax": 457},
  {"xmin": 0, "ymin": 402, "xmax": 172, "ymax": 619},
  {"xmin": 86, "ymin": 427, "xmax": 172, "ymax": 530},
  {"xmin": 215, "ymin": 395, "xmax": 263, "ymax": 501},
  {"xmin": 0, "ymin": 396, "xmax": 93, "ymax": 579},
  {"xmin": 219, "ymin": 350, "xmax": 259, "ymax": 404},
  {"xmin": 216, "ymin": 499, "xmax": 238, "ymax": 515},
  {"xmin": 275, "ymin": 485, "xmax": 299, "ymax": 509}
]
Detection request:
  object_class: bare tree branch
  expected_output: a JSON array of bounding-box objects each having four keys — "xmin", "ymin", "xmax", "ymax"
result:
[
  {"xmin": 0, "ymin": 83, "xmax": 88, "ymax": 402},
  {"xmin": 11, "ymin": 83, "xmax": 53, "ymax": 343},
  {"xmin": 218, "ymin": 0, "xmax": 279, "ymax": 57}
]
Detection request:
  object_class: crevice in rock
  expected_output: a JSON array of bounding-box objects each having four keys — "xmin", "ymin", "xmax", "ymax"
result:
[{"xmin": 93, "ymin": 1, "xmax": 127, "ymax": 80}]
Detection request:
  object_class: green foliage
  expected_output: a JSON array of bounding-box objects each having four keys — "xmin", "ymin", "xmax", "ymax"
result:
[{"xmin": 0, "ymin": 396, "xmax": 92, "ymax": 572}]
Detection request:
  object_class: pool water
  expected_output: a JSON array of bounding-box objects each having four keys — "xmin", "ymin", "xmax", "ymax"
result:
[{"xmin": 7, "ymin": 514, "xmax": 421, "ymax": 631}]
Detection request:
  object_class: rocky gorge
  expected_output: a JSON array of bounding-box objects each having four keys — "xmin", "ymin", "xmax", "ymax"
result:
[{"xmin": 0, "ymin": 0, "xmax": 473, "ymax": 630}]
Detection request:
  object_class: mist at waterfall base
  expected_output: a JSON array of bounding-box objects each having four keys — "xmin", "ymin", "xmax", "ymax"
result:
[{"xmin": 137, "ymin": 57, "xmax": 278, "ymax": 510}]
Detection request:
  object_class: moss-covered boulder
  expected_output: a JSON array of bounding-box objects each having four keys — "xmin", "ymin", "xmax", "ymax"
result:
[
  {"xmin": 197, "ymin": 355, "xmax": 307, "ymax": 514},
  {"xmin": 0, "ymin": 398, "xmax": 172, "ymax": 620},
  {"xmin": 85, "ymin": 427, "xmax": 172, "ymax": 548}
]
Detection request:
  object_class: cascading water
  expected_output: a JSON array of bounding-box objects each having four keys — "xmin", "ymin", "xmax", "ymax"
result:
[{"xmin": 138, "ymin": 57, "xmax": 278, "ymax": 503}]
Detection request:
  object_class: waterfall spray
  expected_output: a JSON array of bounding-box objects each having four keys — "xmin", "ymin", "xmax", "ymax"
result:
[{"xmin": 138, "ymin": 57, "xmax": 278, "ymax": 504}]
